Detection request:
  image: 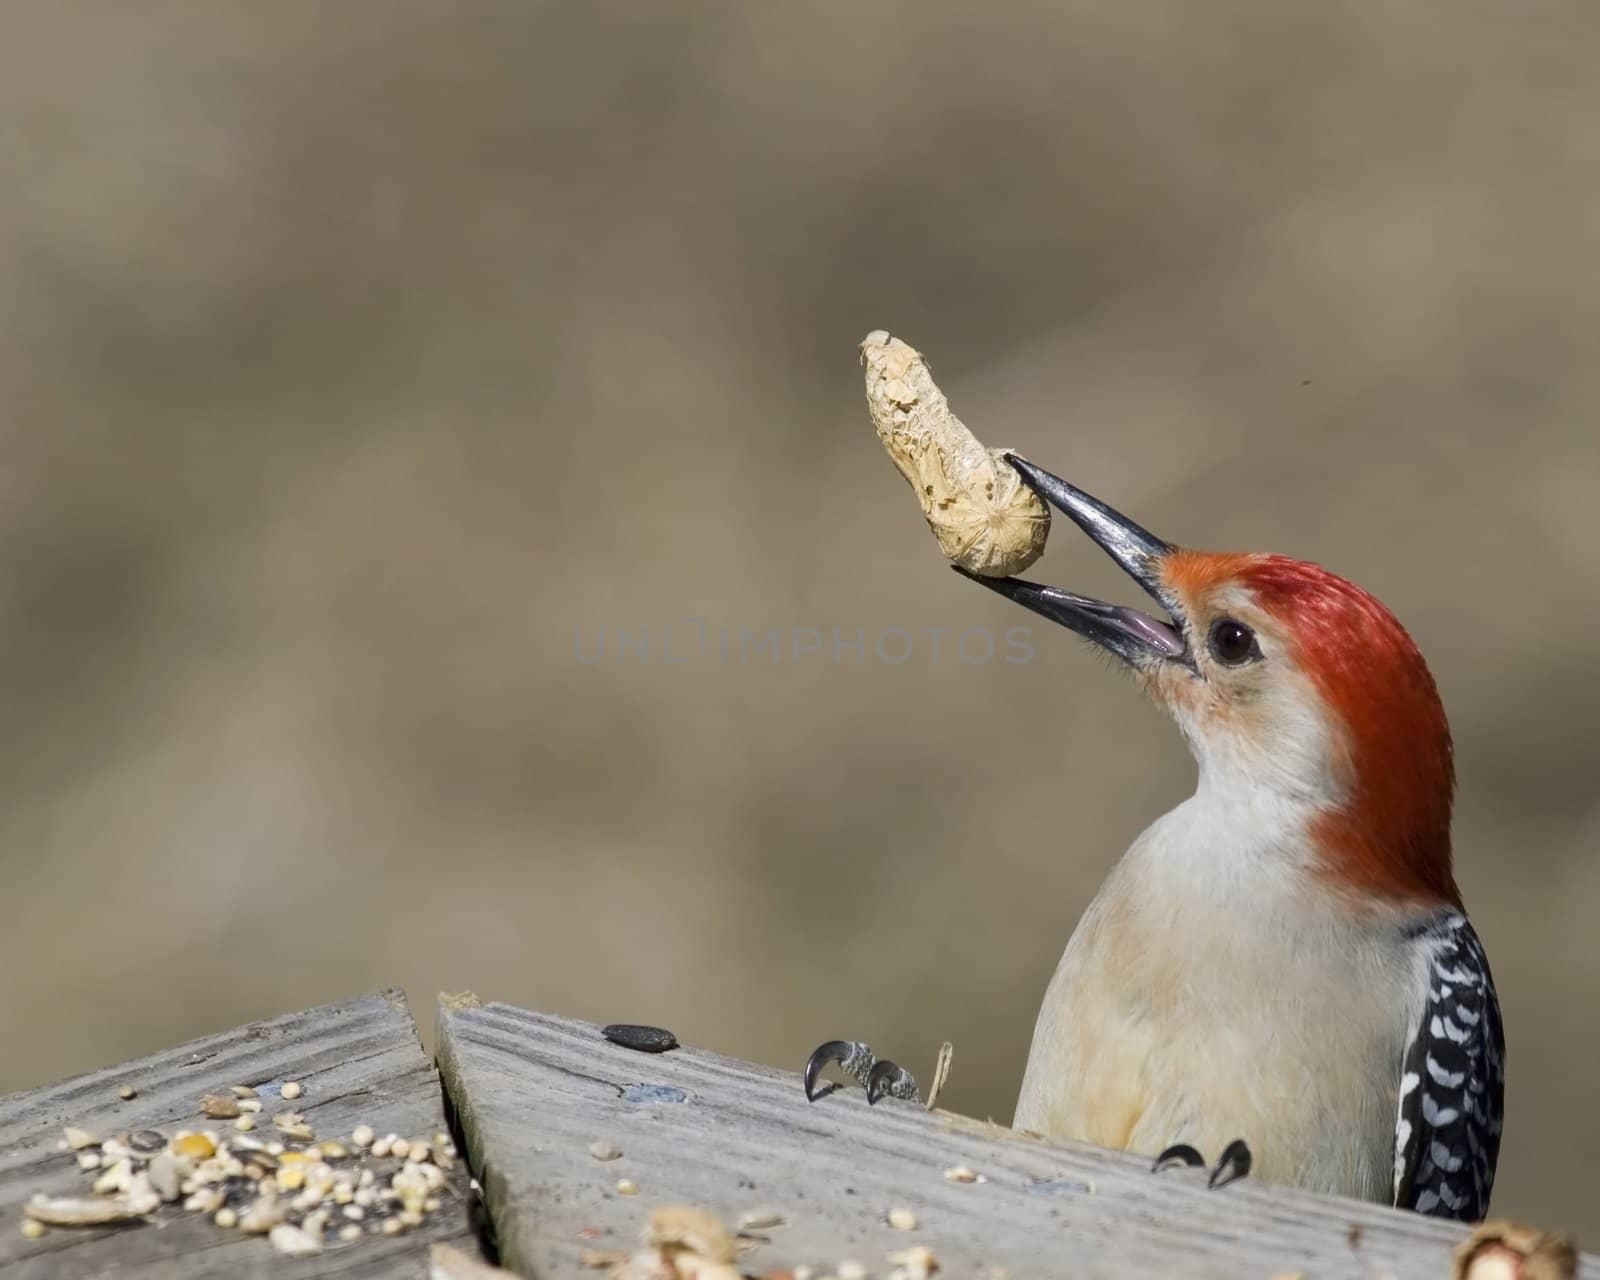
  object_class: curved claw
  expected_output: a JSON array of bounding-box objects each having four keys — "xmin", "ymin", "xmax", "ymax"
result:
[
  {"xmin": 1208, "ymin": 1138, "xmax": 1252, "ymax": 1189},
  {"xmin": 804, "ymin": 1041, "xmax": 855, "ymax": 1102},
  {"xmin": 865, "ymin": 1058, "xmax": 919, "ymax": 1105},
  {"xmin": 1151, "ymin": 1143, "xmax": 1207, "ymax": 1173}
]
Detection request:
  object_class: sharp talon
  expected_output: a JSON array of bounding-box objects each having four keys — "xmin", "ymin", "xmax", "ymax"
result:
[
  {"xmin": 804, "ymin": 1039, "xmax": 919, "ymax": 1104},
  {"xmin": 803, "ymin": 1041, "xmax": 854, "ymax": 1102},
  {"xmin": 1208, "ymin": 1138, "xmax": 1252, "ymax": 1189},
  {"xmin": 865, "ymin": 1059, "xmax": 919, "ymax": 1105},
  {"xmin": 1151, "ymin": 1143, "xmax": 1206, "ymax": 1173},
  {"xmin": 866, "ymin": 1059, "xmax": 899, "ymax": 1105}
]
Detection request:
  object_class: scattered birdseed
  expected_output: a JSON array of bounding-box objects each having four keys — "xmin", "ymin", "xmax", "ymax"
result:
[
  {"xmin": 231, "ymin": 1084, "xmax": 258, "ymax": 1099},
  {"xmin": 26, "ymin": 1190, "xmax": 158, "ymax": 1225},
  {"xmin": 23, "ymin": 1104, "xmax": 460, "ymax": 1256},
  {"xmin": 1454, "ymin": 1219, "xmax": 1578, "ymax": 1280},
  {"xmin": 185, "ymin": 1188, "xmax": 224, "ymax": 1214},
  {"xmin": 607, "ymin": 1207, "xmax": 742, "ymax": 1280},
  {"xmin": 172, "ymin": 1131, "xmax": 216, "ymax": 1160},
  {"xmin": 737, "ymin": 1208, "xmax": 787, "ymax": 1231},
  {"xmin": 616, "ymin": 1179, "xmax": 639, "ymax": 1196},
  {"xmin": 839, "ymin": 1261, "xmax": 868, "ymax": 1280},
  {"xmin": 602, "ymin": 1023, "xmax": 680, "ymax": 1054},
  {"xmin": 238, "ymin": 1098, "xmax": 263, "ymax": 1114},
  {"xmin": 280, "ymin": 1081, "xmax": 304, "ymax": 1101},
  {"xmin": 92, "ymin": 1160, "xmax": 131, "ymax": 1195},
  {"xmin": 888, "ymin": 1245, "xmax": 940, "ymax": 1280},
  {"xmin": 147, "ymin": 1153, "xmax": 181, "ymax": 1202},
  {"xmin": 117, "ymin": 1085, "xmax": 137, "ymax": 1101},
  {"xmin": 942, "ymin": 1166, "xmax": 982, "ymax": 1184},
  {"xmin": 269, "ymin": 1222, "xmax": 322, "ymax": 1256},
  {"xmin": 239, "ymin": 1197, "xmax": 286, "ymax": 1234},
  {"xmin": 589, "ymin": 1141, "xmax": 622, "ymax": 1162},
  {"xmin": 886, "ymin": 1208, "xmax": 918, "ymax": 1231},
  {"xmin": 19, "ymin": 1219, "xmax": 45, "ymax": 1240},
  {"xmin": 648, "ymin": 1206, "xmax": 737, "ymax": 1261}
]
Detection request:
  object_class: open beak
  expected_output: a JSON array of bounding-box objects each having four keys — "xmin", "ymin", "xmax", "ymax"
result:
[{"xmin": 956, "ymin": 456, "xmax": 1193, "ymax": 670}]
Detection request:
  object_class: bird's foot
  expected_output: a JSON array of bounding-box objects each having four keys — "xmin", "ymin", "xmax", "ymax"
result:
[
  {"xmin": 1151, "ymin": 1138, "xmax": 1252, "ymax": 1189},
  {"xmin": 803, "ymin": 1040, "xmax": 921, "ymax": 1104}
]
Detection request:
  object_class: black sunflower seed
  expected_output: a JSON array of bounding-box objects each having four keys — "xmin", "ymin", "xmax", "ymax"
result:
[{"xmin": 601, "ymin": 1024, "xmax": 679, "ymax": 1054}]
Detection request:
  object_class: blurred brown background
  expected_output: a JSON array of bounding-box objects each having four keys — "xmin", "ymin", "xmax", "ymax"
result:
[{"xmin": 2, "ymin": 0, "xmax": 1597, "ymax": 1239}]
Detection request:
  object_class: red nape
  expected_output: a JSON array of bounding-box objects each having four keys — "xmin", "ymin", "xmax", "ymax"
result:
[{"xmin": 1238, "ymin": 556, "xmax": 1460, "ymax": 908}]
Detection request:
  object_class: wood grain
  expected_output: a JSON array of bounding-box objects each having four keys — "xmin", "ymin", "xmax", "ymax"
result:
[
  {"xmin": 437, "ymin": 995, "xmax": 1594, "ymax": 1280},
  {"xmin": 0, "ymin": 990, "xmax": 480, "ymax": 1279}
]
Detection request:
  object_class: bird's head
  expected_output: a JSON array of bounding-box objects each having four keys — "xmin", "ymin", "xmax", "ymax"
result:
[{"xmin": 963, "ymin": 456, "xmax": 1458, "ymax": 911}]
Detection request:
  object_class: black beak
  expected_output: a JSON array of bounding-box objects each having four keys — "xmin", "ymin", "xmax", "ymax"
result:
[{"xmin": 957, "ymin": 455, "xmax": 1192, "ymax": 669}]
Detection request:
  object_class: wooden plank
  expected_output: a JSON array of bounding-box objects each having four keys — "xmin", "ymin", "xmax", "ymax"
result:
[
  {"xmin": 0, "ymin": 990, "xmax": 481, "ymax": 1279},
  {"xmin": 437, "ymin": 996, "xmax": 1596, "ymax": 1280}
]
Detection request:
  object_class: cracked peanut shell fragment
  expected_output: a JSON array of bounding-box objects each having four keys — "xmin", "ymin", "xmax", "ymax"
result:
[{"xmin": 860, "ymin": 329, "xmax": 1049, "ymax": 577}]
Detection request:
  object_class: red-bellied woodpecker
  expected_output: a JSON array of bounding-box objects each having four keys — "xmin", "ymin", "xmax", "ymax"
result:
[{"xmin": 805, "ymin": 455, "xmax": 1504, "ymax": 1221}]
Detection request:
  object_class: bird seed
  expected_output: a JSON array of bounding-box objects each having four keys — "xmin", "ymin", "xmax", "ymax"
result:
[
  {"xmin": 201, "ymin": 1094, "xmax": 242, "ymax": 1120},
  {"xmin": 602, "ymin": 1024, "xmax": 680, "ymax": 1054},
  {"xmin": 17, "ymin": 1088, "xmax": 459, "ymax": 1256}
]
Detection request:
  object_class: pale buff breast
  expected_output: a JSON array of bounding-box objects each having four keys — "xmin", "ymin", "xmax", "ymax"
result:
[{"xmin": 1012, "ymin": 837, "xmax": 1427, "ymax": 1204}]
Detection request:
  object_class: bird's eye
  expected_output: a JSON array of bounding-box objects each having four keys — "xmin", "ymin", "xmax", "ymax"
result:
[{"xmin": 1208, "ymin": 618, "xmax": 1258, "ymax": 666}]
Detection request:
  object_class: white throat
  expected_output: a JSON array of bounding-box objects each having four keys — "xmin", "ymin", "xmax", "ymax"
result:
[{"xmin": 1127, "ymin": 780, "xmax": 1327, "ymax": 913}]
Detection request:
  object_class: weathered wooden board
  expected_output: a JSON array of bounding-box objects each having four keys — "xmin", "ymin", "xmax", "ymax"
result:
[
  {"xmin": 438, "ymin": 996, "xmax": 1595, "ymax": 1280},
  {"xmin": 0, "ymin": 990, "xmax": 481, "ymax": 1279}
]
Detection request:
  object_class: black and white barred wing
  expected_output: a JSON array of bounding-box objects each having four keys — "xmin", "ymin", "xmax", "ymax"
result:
[{"xmin": 1393, "ymin": 913, "xmax": 1505, "ymax": 1220}]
